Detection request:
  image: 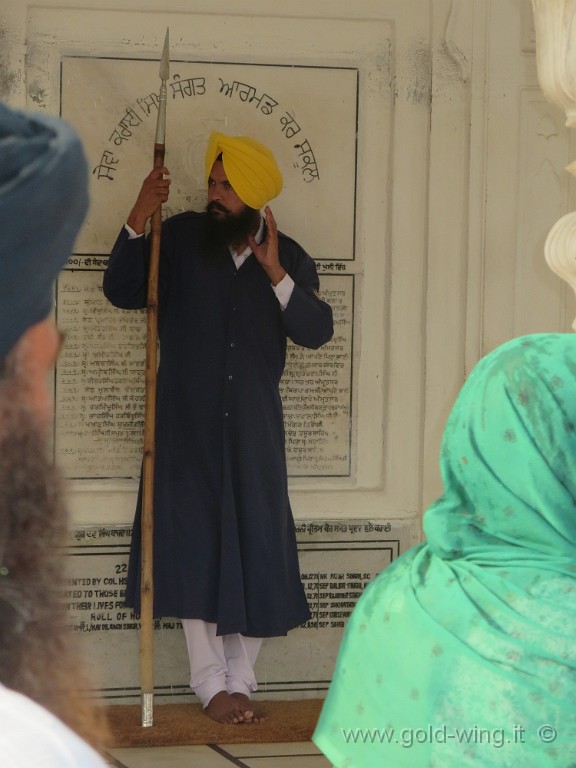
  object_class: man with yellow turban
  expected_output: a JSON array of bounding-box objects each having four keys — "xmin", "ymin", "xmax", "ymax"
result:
[{"xmin": 104, "ymin": 132, "xmax": 333, "ymax": 724}]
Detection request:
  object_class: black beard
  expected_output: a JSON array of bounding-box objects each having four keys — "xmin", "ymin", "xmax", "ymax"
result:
[
  {"xmin": 0, "ymin": 377, "xmax": 108, "ymax": 748},
  {"xmin": 204, "ymin": 201, "xmax": 260, "ymax": 248}
]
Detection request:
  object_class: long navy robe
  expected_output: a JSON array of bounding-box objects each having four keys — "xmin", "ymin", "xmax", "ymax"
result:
[{"xmin": 103, "ymin": 212, "xmax": 333, "ymax": 637}]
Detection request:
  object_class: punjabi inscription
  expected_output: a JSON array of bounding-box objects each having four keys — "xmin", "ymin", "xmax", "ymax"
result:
[
  {"xmin": 65, "ymin": 522, "xmax": 399, "ymax": 635},
  {"xmin": 64, "ymin": 521, "xmax": 406, "ymax": 702},
  {"xmin": 56, "ymin": 263, "xmax": 352, "ymax": 479},
  {"xmin": 56, "ymin": 267, "xmax": 146, "ymax": 477},
  {"xmin": 91, "ymin": 70, "xmax": 319, "ymax": 186}
]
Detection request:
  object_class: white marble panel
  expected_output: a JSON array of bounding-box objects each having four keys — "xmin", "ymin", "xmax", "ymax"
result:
[{"xmin": 65, "ymin": 520, "xmax": 412, "ymax": 702}]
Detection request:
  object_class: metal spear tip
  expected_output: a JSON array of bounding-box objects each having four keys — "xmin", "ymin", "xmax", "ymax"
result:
[{"xmin": 159, "ymin": 27, "xmax": 170, "ymax": 81}]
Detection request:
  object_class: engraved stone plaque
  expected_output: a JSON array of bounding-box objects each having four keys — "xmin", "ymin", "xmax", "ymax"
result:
[{"xmin": 65, "ymin": 520, "xmax": 413, "ymax": 702}]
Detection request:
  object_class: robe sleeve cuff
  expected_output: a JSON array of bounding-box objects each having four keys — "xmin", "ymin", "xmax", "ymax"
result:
[
  {"xmin": 272, "ymin": 272, "xmax": 295, "ymax": 310},
  {"xmin": 124, "ymin": 223, "xmax": 145, "ymax": 239}
]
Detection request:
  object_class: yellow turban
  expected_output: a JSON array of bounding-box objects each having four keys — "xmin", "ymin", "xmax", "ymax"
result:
[{"xmin": 205, "ymin": 131, "xmax": 283, "ymax": 209}]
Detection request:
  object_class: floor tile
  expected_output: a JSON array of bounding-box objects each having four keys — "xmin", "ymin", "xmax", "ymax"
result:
[
  {"xmin": 240, "ymin": 757, "xmax": 330, "ymax": 768},
  {"xmin": 105, "ymin": 741, "xmax": 333, "ymax": 768},
  {"xmin": 222, "ymin": 742, "xmax": 323, "ymax": 757},
  {"xmin": 107, "ymin": 744, "xmax": 240, "ymax": 767}
]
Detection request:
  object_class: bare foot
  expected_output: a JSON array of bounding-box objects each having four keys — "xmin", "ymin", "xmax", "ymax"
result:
[
  {"xmin": 231, "ymin": 693, "xmax": 266, "ymax": 723},
  {"xmin": 204, "ymin": 691, "xmax": 247, "ymax": 724}
]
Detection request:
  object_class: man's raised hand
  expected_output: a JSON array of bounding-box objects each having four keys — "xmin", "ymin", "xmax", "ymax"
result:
[{"xmin": 127, "ymin": 166, "xmax": 171, "ymax": 234}]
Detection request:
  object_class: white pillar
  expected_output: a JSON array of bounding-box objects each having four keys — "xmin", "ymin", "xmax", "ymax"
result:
[{"xmin": 533, "ymin": 1, "xmax": 576, "ymax": 328}]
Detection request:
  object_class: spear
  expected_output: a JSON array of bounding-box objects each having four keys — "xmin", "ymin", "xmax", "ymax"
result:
[{"xmin": 140, "ymin": 26, "xmax": 169, "ymax": 729}]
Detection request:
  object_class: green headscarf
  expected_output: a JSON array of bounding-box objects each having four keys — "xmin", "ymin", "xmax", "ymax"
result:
[{"xmin": 314, "ymin": 334, "xmax": 576, "ymax": 767}]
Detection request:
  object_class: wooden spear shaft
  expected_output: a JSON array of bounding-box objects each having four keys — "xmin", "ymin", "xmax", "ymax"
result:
[{"xmin": 141, "ymin": 28, "xmax": 169, "ymax": 729}]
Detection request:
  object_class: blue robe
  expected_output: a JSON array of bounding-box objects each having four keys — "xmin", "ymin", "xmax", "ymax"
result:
[{"xmin": 103, "ymin": 212, "xmax": 334, "ymax": 636}]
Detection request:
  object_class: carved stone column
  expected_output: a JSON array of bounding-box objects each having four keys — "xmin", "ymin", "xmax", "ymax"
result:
[{"xmin": 532, "ymin": 1, "xmax": 576, "ymax": 327}]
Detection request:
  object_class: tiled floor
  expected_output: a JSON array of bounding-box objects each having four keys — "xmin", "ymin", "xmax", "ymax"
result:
[{"xmin": 106, "ymin": 741, "xmax": 332, "ymax": 767}]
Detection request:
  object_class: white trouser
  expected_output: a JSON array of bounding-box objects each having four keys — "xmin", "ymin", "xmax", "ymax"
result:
[{"xmin": 182, "ymin": 619, "xmax": 262, "ymax": 709}]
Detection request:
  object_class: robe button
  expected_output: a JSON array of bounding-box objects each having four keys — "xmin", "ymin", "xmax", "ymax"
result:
[{"xmin": 228, "ymin": 375, "xmax": 233, "ymax": 380}]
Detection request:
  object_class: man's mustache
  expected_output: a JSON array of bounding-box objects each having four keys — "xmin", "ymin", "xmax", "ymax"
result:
[{"xmin": 207, "ymin": 201, "xmax": 229, "ymax": 215}]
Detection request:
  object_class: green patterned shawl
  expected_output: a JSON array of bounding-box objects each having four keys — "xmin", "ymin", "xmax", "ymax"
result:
[{"xmin": 314, "ymin": 334, "xmax": 576, "ymax": 767}]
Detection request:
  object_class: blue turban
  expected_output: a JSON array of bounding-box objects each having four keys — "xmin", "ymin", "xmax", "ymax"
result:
[{"xmin": 0, "ymin": 103, "xmax": 89, "ymax": 360}]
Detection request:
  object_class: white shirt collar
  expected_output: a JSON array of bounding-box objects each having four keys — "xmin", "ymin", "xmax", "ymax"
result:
[{"xmin": 229, "ymin": 215, "xmax": 265, "ymax": 266}]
